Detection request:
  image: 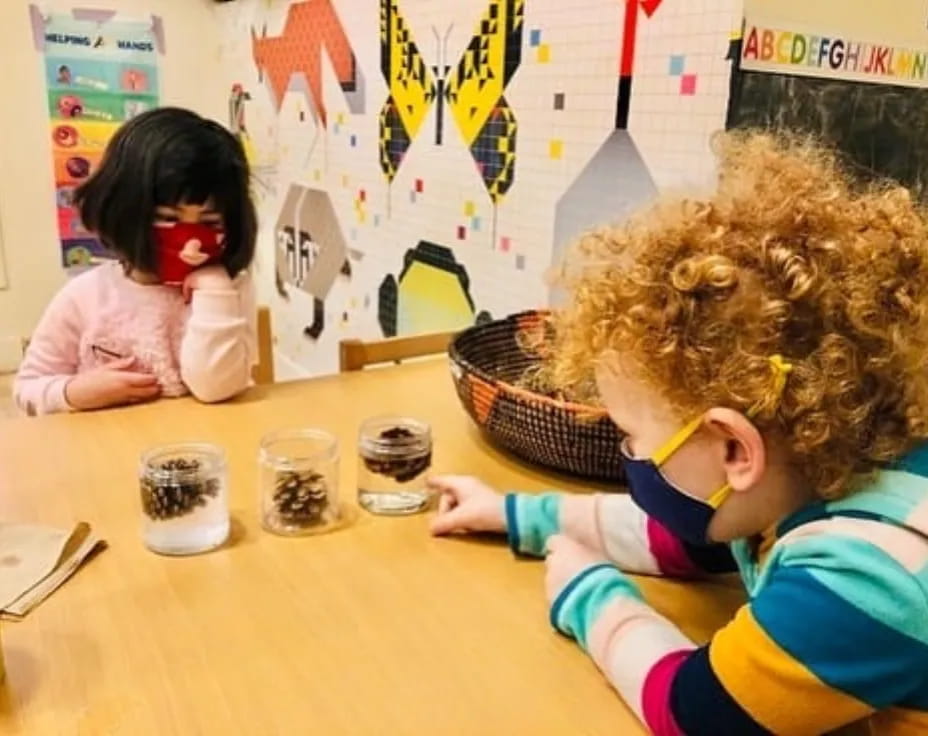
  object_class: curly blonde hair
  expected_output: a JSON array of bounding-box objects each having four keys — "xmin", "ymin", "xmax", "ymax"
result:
[{"xmin": 546, "ymin": 131, "xmax": 928, "ymax": 498}]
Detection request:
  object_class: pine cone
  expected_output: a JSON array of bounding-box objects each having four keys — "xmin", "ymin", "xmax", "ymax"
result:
[
  {"xmin": 272, "ymin": 470, "xmax": 328, "ymax": 527},
  {"xmin": 141, "ymin": 458, "xmax": 221, "ymax": 521}
]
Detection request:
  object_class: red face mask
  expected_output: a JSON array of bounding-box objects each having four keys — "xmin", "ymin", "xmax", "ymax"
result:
[{"xmin": 152, "ymin": 222, "xmax": 226, "ymax": 285}]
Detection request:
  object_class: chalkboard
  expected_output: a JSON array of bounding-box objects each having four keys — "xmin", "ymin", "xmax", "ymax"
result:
[{"xmin": 727, "ymin": 45, "xmax": 928, "ymax": 195}]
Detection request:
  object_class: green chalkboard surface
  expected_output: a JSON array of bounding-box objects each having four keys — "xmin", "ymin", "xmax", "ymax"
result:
[{"xmin": 727, "ymin": 52, "xmax": 928, "ymax": 194}]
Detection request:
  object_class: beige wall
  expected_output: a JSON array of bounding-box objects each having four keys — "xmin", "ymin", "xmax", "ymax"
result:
[
  {"xmin": 744, "ymin": 0, "xmax": 928, "ymax": 43},
  {"xmin": 0, "ymin": 0, "xmax": 224, "ymax": 370}
]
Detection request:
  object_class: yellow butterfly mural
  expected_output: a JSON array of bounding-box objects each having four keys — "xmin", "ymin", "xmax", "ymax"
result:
[{"xmin": 378, "ymin": 0, "xmax": 524, "ymax": 204}]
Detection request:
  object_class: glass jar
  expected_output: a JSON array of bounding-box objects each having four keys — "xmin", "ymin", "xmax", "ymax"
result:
[
  {"xmin": 139, "ymin": 442, "xmax": 229, "ymax": 555},
  {"xmin": 358, "ymin": 415, "xmax": 432, "ymax": 515},
  {"xmin": 259, "ymin": 429, "xmax": 340, "ymax": 535}
]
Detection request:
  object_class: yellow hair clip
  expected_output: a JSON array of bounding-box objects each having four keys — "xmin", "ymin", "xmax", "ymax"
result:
[
  {"xmin": 745, "ymin": 354, "xmax": 793, "ymax": 419},
  {"xmin": 768, "ymin": 354, "xmax": 793, "ymax": 402},
  {"xmin": 651, "ymin": 355, "xmax": 794, "ymax": 467}
]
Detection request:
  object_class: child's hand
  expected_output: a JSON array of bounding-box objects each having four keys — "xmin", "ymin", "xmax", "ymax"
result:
[
  {"xmin": 65, "ymin": 358, "xmax": 161, "ymax": 410},
  {"xmin": 428, "ymin": 475, "xmax": 507, "ymax": 536},
  {"xmin": 182, "ymin": 265, "xmax": 233, "ymax": 302},
  {"xmin": 544, "ymin": 534, "xmax": 611, "ymax": 606}
]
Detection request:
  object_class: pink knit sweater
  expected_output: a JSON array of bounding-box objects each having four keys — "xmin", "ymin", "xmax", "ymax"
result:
[{"xmin": 14, "ymin": 261, "xmax": 255, "ymax": 415}]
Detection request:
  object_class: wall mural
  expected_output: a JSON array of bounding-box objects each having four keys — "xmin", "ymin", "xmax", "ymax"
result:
[
  {"xmin": 228, "ymin": 82, "xmax": 258, "ymax": 165},
  {"xmin": 378, "ymin": 0, "xmax": 524, "ymax": 230},
  {"xmin": 377, "ymin": 241, "xmax": 486, "ymax": 337},
  {"xmin": 250, "ymin": 0, "xmax": 364, "ymax": 159},
  {"xmin": 551, "ymin": 0, "xmax": 665, "ymax": 293},
  {"xmin": 213, "ymin": 0, "xmax": 742, "ymax": 376},
  {"xmin": 274, "ymin": 184, "xmax": 358, "ymax": 340}
]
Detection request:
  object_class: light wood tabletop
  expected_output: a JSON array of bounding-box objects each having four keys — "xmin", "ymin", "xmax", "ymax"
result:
[{"xmin": 0, "ymin": 359, "xmax": 745, "ymax": 736}]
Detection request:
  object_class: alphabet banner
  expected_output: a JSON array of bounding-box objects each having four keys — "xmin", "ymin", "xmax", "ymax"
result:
[
  {"xmin": 30, "ymin": 6, "xmax": 163, "ymax": 268},
  {"xmin": 741, "ymin": 19, "xmax": 928, "ymax": 89}
]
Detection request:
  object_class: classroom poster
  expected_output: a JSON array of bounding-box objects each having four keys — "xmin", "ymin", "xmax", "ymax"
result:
[
  {"xmin": 741, "ymin": 0, "xmax": 928, "ymax": 87},
  {"xmin": 30, "ymin": 6, "xmax": 163, "ymax": 268},
  {"xmin": 741, "ymin": 21, "xmax": 928, "ymax": 89}
]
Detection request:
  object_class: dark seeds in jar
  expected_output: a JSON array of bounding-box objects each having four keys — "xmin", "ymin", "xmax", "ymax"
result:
[
  {"xmin": 360, "ymin": 426, "xmax": 431, "ymax": 483},
  {"xmin": 140, "ymin": 458, "xmax": 220, "ymax": 521},
  {"xmin": 272, "ymin": 470, "xmax": 328, "ymax": 527}
]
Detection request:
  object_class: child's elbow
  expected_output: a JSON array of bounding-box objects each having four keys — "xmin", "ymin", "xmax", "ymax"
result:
[
  {"xmin": 187, "ymin": 381, "xmax": 247, "ymax": 404},
  {"xmin": 183, "ymin": 370, "xmax": 250, "ymax": 404},
  {"xmin": 189, "ymin": 387, "xmax": 233, "ymax": 404}
]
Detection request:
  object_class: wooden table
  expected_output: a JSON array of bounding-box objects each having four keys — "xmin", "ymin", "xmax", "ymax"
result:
[{"xmin": 0, "ymin": 359, "xmax": 744, "ymax": 735}]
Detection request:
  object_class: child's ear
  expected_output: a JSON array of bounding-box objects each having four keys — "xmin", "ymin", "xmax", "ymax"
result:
[{"xmin": 703, "ymin": 408, "xmax": 766, "ymax": 492}]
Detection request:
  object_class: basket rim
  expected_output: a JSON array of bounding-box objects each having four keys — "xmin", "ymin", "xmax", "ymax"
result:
[{"xmin": 450, "ymin": 309, "xmax": 608, "ymax": 417}]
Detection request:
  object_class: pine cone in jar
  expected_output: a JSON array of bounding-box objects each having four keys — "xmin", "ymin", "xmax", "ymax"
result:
[
  {"xmin": 140, "ymin": 458, "xmax": 220, "ymax": 521},
  {"xmin": 272, "ymin": 470, "xmax": 328, "ymax": 527}
]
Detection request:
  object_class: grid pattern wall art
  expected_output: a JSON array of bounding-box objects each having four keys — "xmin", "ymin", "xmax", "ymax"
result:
[{"xmin": 214, "ymin": 0, "xmax": 742, "ymax": 377}]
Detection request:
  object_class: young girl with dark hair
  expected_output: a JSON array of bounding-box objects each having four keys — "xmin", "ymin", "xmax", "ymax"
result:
[{"xmin": 15, "ymin": 107, "xmax": 258, "ymax": 415}]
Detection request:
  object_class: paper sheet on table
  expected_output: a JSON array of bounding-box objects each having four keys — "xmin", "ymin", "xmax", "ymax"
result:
[{"xmin": 0, "ymin": 522, "xmax": 105, "ymax": 619}]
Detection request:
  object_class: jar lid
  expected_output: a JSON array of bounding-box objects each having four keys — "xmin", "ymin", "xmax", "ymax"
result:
[
  {"xmin": 359, "ymin": 415, "xmax": 432, "ymax": 455},
  {"xmin": 140, "ymin": 442, "xmax": 226, "ymax": 481},
  {"xmin": 259, "ymin": 428, "xmax": 339, "ymax": 469}
]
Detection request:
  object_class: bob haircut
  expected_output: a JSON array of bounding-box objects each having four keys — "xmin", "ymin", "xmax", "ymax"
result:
[{"xmin": 74, "ymin": 107, "xmax": 257, "ymax": 277}]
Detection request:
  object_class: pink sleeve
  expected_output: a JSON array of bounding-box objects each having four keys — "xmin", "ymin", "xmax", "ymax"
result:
[
  {"xmin": 179, "ymin": 272, "xmax": 256, "ymax": 404},
  {"xmin": 559, "ymin": 494, "xmax": 718, "ymax": 577},
  {"xmin": 13, "ymin": 287, "xmax": 82, "ymax": 416}
]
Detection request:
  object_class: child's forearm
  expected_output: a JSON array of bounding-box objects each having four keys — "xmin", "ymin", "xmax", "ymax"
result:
[
  {"xmin": 506, "ymin": 492, "xmax": 736, "ymax": 577},
  {"xmin": 550, "ymin": 563, "xmax": 697, "ymax": 734},
  {"xmin": 15, "ymin": 290, "xmax": 81, "ymax": 416},
  {"xmin": 553, "ymin": 551, "xmax": 906, "ymax": 735},
  {"xmin": 180, "ymin": 289, "xmax": 253, "ymax": 403},
  {"xmin": 13, "ymin": 372, "xmax": 72, "ymax": 416}
]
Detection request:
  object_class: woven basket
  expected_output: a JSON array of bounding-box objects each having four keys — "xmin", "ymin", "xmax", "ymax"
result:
[{"xmin": 449, "ymin": 310, "xmax": 625, "ymax": 481}]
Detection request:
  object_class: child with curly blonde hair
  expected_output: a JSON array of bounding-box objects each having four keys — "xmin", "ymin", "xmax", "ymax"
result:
[{"xmin": 430, "ymin": 133, "xmax": 928, "ymax": 735}]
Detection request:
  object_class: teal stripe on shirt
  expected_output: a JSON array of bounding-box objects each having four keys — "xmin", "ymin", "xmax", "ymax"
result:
[
  {"xmin": 892, "ymin": 443, "xmax": 928, "ymax": 479},
  {"xmin": 550, "ymin": 564, "xmax": 642, "ymax": 650},
  {"xmin": 825, "ymin": 469, "xmax": 927, "ymax": 524},
  {"xmin": 505, "ymin": 493, "xmax": 562, "ymax": 557},
  {"xmin": 729, "ymin": 538, "xmax": 759, "ymax": 593},
  {"xmin": 779, "ymin": 533, "xmax": 928, "ymax": 646},
  {"xmin": 752, "ymin": 565, "xmax": 928, "ymax": 707}
]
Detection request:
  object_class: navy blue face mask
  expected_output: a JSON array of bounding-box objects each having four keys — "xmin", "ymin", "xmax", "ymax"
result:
[
  {"xmin": 618, "ymin": 355, "xmax": 794, "ymax": 544},
  {"xmin": 620, "ymin": 416, "xmax": 733, "ymax": 544}
]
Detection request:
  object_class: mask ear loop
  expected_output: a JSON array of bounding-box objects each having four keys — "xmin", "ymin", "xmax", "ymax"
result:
[
  {"xmin": 653, "ymin": 355, "xmax": 795, "ymax": 508},
  {"xmin": 706, "ymin": 482, "xmax": 733, "ymax": 508},
  {"xmin": 651, "ymin": 416, "xmax": 704, "ymax": 466}
]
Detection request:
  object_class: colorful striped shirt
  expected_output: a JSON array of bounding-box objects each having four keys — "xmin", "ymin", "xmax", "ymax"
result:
[{"xmin": 506, "ymin": 449, "xmax": 928, "ymax": 735}]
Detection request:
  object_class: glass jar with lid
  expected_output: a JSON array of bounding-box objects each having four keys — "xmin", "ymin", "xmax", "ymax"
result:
[
  {"xmin": 139, "ymin": 442, "xmax": 229, "ymax": 555},
  {"xmin": 259, "ymin": 429, "xmax": 341, "ymax": 535},
  {"xmin": 358, "ymin": 415, "xmax": 432, "ymax": 515}
]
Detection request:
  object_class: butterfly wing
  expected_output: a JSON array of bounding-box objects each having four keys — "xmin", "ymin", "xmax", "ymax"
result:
[
  {"xmin": 445, "ymin": 0, "xmax": 524, "ymax": 202},
  {"xmin": 379, "ymin": 0, "xmax": 437, "ymax": 182}
]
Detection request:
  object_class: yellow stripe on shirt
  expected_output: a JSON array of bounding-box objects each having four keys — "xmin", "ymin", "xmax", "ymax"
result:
[{"xmin": 709, "ymin": 605, "xmax": 874, "ymax": 734}]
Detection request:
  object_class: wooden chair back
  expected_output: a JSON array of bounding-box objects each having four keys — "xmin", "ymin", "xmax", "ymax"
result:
[
  {"xmin": 338, "ymin": 331, "xmax": 455, "ymax": 372},
  {"xmin": 252, "ymin": 305, "xmax": 275, "ymax": 385}
]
